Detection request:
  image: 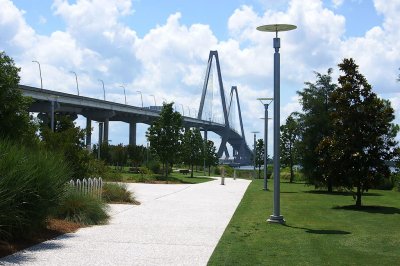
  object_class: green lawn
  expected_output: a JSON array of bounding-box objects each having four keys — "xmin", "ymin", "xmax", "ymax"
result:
[
  {"xmin": 118, "ymin": 170, "xmax": 214, "ymax": 184},
  {"xmin": 208, "ymin": 180, "xmax": 400, "ymax": 265}
]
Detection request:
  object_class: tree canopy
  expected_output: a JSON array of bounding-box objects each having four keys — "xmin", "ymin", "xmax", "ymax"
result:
[
  {"xmin": 255, "ymin": 139, "xmax": 264, "ymax": 179},
  {"xmin": 146, "ymin": 102, "xmax": 183, "ymax": 177},
  {"xmin": 204, "ymin": 140, "xmax": 219, "ymax": 176},
  {"xmin": 319, "ymin": 58, "xmax": 399, "ymax": 206},
  {"xmin": 0, "ymin": 51, "xmax": 37, "ymax": 144},
  {"xmin": 181, "ymin": 128, "xmax": 204, "ymax": 177},
  {"xmin": 280, "ymin": 113, "xmax": 301, "ymax": 183}
]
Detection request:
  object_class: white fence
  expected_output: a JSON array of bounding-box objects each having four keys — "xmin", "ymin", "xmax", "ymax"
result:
[{"xmin": 69, "ymin": 177, "xmax": 103, "ymax": 199}]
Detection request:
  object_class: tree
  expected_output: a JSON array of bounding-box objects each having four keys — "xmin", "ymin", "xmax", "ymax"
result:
[
  {"xmin": 127, "ymin": 144, "xmax": 146, "ymax": 167},
  {"xmin": 297, "ymin": 69, "xmax": 336, "ymax": 190},
  {"xmin": 255, "ymin": 139, "xmax": 264, "ymax": 179},
  {"xmin": 320, "ymin": 58, "xmax": 399, "ymax": 206},
  {"xmin": 39, "ymin": 114, "xmax": 90, "ymax": 179},
  {"xmin": 0, "ymin": 51, "xmax": 37, "ymax": 144},
  {"xmin": 205, "ymin": 140, "xmax": 219, "ymax": 176},
  {"xmin": 146, "ymin": 103, "xmax": 183, "ymax": 177},
  {"xmin": 280, "ymin": 113, "xmax": 301, "ymax": 183},
  {"xmin": 181, "ymin": 128, "xmax": 204, "ymax": 178}
]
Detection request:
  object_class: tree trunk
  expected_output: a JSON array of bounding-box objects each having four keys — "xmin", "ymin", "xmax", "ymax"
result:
[
  {"xmin": 191, "ymin": 164, "xmax": 194, "ymax": 178},
  {"xmin": 208, "ymin": 166, "xmax": 211, "ymax": 176},
  {"xmin": 327, "ymin": 175, "xmax": 333, "ymax": 193},
  {"xmin": 258, "ymin": 167, "xmax": 261, "ymax": 179},
  {"xmin": 356, "ymin": 184, "xmax": 362, "ymax": 207}
]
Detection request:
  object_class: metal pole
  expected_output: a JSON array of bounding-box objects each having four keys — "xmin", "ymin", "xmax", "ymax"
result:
[
  {"xmin": 70, "ymin": 71, "xmax": 79, "ymax": 95},
  {"xmin": 264, "ymin": 104, "xmax": 268, "ymax": 190},
  {"xmin": 120, "ymin": 85, "xmax": 127, "ymax": 104},
  {"xmin": 269, "ymin": 34, "xmax": 285, "ymax": 223},
  {"xmin": 137, "ymin": 91, "xmax": 143, "ymax": 108},
  {"xmin": 180, "ymin": 104, "xmax": 185, "ymax": 116},
  {"xmin": 253, "ymin": 133, "xmax": 257, "ymax": 179},
  {"xmin": 150, "ymin": 94, "xmax": 156, "ymax": 106},
  {"xmin": 99, "ymin": 79, "xmax": 105, "ymax": 100},
  {"xmin": 32, "ymin": 60, "xmax": 43, "ymax": 89}
]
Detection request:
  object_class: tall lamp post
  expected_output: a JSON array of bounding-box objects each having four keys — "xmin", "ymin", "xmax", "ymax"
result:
[
  {"xmin": 70, "ymin": 71, "xmax": 79, "ymax": 96},
  {"xmin": 120, "ymin": 85, "xmax": 127, "ymax": 104},
  {"xmin": 257, "ymin": 23, "xmax": 296, "ymax": 224},
  {"xmin": 150, "ymin": 94, "xmax": 156, "ymax": 106},
  {"xmin": 258, "ymin": 98, "xmax": 273, "ymax": 191},
  {"xmin": 251, "ymin": 131, "xmax": 259, "ymax": 179},
  {"xmin": 98, "ymin": 79, "xmax": 106, "ymax": 100},
  {"xmin": 32, "ymin": 60, "xmax": 43, "ymax": 89},
  {"xmin": 136, "ymin": 91, "xmax": 143, "ymax": 108}
]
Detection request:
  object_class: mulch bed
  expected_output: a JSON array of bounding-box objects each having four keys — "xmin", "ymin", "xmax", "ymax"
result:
[{"xmin": 0, "ymin": 219, "xmax": 82, "ymax": 258}]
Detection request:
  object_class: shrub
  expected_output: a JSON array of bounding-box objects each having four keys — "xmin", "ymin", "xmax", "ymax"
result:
[
  {"xmin": 148, "ymin": 160, "xmax": 161, "ymax": 174},
  {"xmin": 55, "ymin": 188, "xmax": 109, "ymax": 225},
  {"xmin": 87, "ymin": 159, "xmax": 123, "ymax": 181},
  {"xmin": 102, "ymin": 183, "xmax": 138, "ymax": 204},
  {"xmin": 0, "ymin": 140, "xmax": 70, "ymax": 240}
]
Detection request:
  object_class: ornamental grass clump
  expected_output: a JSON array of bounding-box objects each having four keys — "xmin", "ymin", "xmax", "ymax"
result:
[{"xmin": 0, "ymin": 140, "xmax": 69, "ymax": 241}]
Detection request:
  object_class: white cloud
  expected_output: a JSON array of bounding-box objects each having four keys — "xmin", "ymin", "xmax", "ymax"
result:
[
  {"xmin": 2, "ymin": 0, "xmax": 400, "ymax": 151},
  {"xmin": 38, "ymin": 15, "xmax": 47, "ymax": 25}
]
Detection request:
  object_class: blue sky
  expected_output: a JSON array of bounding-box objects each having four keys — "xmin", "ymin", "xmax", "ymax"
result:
[{"xmin": 1, "ymin": 0, "xmax": 400, "ymax": 157}]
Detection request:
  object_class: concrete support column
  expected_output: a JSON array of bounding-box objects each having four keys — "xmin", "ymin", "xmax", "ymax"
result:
[
  {"xmin": 203, "ymin": 130, "xmax": 208, "ymax": 175},
  {"xmin": 99, "ymin": 122, "xmax": 104, "ymax": 144},
  {"xmin": 129, "ymin": 122, "xmax": 137, "ymax": 146},
  {"xmin": 104, "ymin": 118, "xmax": 109, "ymax": 144},
  {"xmin": 86, "ymin": 118, "xmax": 92, "ymax": 151}
]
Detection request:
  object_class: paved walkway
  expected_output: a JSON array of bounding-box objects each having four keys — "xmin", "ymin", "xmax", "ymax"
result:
[{"xmin": 1, "ymin": 178, "xmax": 251, "ymax": 266}]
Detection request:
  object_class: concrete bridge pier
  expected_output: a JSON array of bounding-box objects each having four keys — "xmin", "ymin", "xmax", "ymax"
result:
[
  {"xmin": 129, "ymin": 122, "xmax": 136, "ymax": 146},
  {"xmin": 99, "ymin": 122, "xmax": 104, "ymax": 145},
  {"xmin": 104, "ymin": 118, "xmax": 109, "ymax": 144},
  {"xmin": 86, "ymin": 118, "xmax": 92, "ymax": 151}
]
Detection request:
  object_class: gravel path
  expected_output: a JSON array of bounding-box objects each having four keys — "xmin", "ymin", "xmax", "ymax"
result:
[{"xmin": 1, "ymin": 178, "xmax": 250, "ymax": 266}]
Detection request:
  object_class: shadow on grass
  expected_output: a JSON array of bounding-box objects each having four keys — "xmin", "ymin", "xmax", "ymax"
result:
[
  {"xmin": 304, "ymin": 191, "xmax": 383, "ymax": 197},
  {"xmin": 332, "ymin": 205, "xmax": 400, "ymax": 214},
  {"xmin": 280, "ymin": 191, "xmax": 298, "ymax": 194},
  {"xmin": 283, "ymin": 224, "xmax": 351, "ymax": 235}
]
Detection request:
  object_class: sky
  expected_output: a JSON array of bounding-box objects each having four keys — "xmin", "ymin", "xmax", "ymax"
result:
[{"xmin": 1, "ymin": 0, "xmax": 400, "ymax": 158}]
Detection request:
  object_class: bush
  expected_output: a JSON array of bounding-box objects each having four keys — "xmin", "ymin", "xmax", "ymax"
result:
[
  {"xmin": 87, "ymin": 159, "xmax": 123, "ymax": 181},
  {"xmin": 0, "ymin": 140, "xmax": 70, "ymax": 240},
  {"xmin": 102, "ymin": 183, "xmax": 137, "ymax": 204},
  {"xmin": 55, "ymin": 188, "xmax": 109, "ymax": 225},
  {"xmin": 148, "ymin": 160, "xmax": 161, "ymax": 174}
]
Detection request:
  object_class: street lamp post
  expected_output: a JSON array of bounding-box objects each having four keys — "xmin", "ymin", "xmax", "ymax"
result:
[
  {"xmin": 258, "ymin": 98, "xmax": 273, "ymax": 191},
  {"xmin": 180, "ymin": 104, "xmax": 185, "ymax": 116},
  {"xmin": 136, "ymin": 91, "xmax": 143, "ymax": 108},
  {"xmin": 98, "ymin": 79, "xmax": 106, "ymax": 100},
  {"xmin": 70, "ymin": 71, "xmax": 79, "ymax": 96},
  {"xmin": 150, "ymin": 94, "xmax": 156, "ymax": 106},
  {"xmin": 32, "ymin": 60, "xmax": 43, "ymax": 89},
  {"xmin": 251, "ymin": 131, "xmax": 259, "ymax": 179},
  {"xmin": 257, "ymin": 23, "xmax": 296, "ymax": 224},
  {"xmin": 120, "ymin": 85, "xmax": 127, "ymax": 104}
]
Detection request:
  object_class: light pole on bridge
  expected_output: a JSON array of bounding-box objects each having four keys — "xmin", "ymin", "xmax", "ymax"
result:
[
  {"xmin": 136, "ymin": 91, "xmax": 143, "ymax": 108},
  {"xmin": 120, "ymin": 85, "xmax": 127, "ymax": 105},
  {"xmin": 257, "ymin": 23, "xmax": 297, "ymax": 224},
  {"xmin": 70, "ymin": 71, "xmax": 79, "ymax": 96},
  {"xmin": 98, "ymin": 79, "xmax": 106, "ymax": 100},
  {"xmin": 32, "ymin": 60, "xmax": 43, "ymax": 90},
  {"xmin": 150, "ymin": 94, "xmax": 156, "ymax": 106}
]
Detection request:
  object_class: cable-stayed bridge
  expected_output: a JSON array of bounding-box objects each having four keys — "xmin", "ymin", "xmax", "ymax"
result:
[{"xmin": 20, "ymin": 51, "xmax": 252, "ymax": 165}]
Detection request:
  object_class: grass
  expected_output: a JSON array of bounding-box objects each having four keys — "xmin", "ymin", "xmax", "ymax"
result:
[
  {"xmin": 117, "ymin": 170, "xmax": 214, "ymax": 184},
  {"xmin": 208, "ymin": 179, "xmax": 400, "ymax": 265},
  {"xmin": 102, "ymin": 183, "xmax": 140, "ymax": 204}
]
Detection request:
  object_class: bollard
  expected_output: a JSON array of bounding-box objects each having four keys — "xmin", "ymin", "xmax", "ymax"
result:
[
  {"xmin": 221, "ymin": 167, "xmax": 225, "ymax": 185},
  {"xmin": 233, "ymin": 169, "xmax": 236, "ymax": 180}
]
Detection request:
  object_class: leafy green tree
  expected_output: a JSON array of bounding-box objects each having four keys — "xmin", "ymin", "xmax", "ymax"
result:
[
  {"xmin": 297, "ymin": 69, "xmax": 336, "ymax": 190},
  {"xmin": 280, "ymin": 113, "xmax": 301, "ymax": 183},
  {"xmin": 127, "ymin": 144, "xmax": 146, "ymax": 167},
  {"xmin": 255, "ymin": 139, "xmax": 264, "ymax": 179},
  {"xmin": 320, "ymin": 58, "xmax": 399, "ymax": 206},
  {"xmin": 40, "ymin": 114, "xmax": 90, "ymax": 179},
  {"xmin": 146, "ymin": 103, "xmax": 183, "ymax": 177},
  {"xmin": 181, "ymin": 128, "xmax": 204, "ymax": 178},
  {"xmin": 205, "ymin": 140, "xmax": 219, "ymax": 176},
  {"xmin": 0, "ymin": 51, "xmax": 37, "ymax": 144},
  {"xmin": 110, "ymin": 144, "xmax": 127, "ymax": 170}
]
